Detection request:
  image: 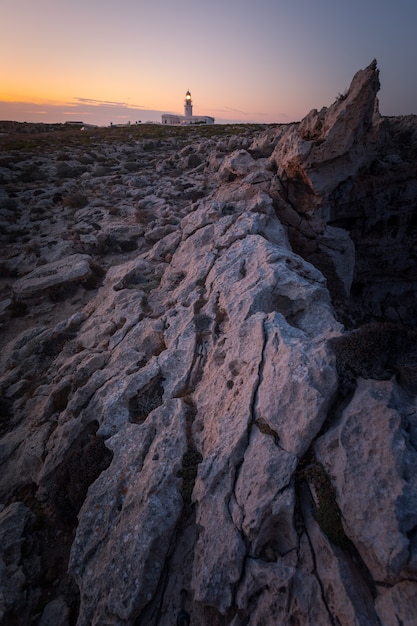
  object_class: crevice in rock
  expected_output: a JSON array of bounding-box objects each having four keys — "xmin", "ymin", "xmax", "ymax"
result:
[
  {"xmin": 134, "ymin": 509, "xmax": 198, "ymax": 626},
  {"xmin": 5, "ymin": 419, "xmax": 113, "ymax": 626},
  {"xmin": 250, "ymin": 315, "xmax": 269, "ymax": 426},
  {"xmin": 0, "ymin": 395, "xmax": 14, "ymax": 438},
  {"xmin": 296, "ymin": 484, "xmax": 339, "ymax": 626},
  {"xmin": 213, "ymin": 293, "xmax": 228, "ymax": 338},
  {"xmin": 253, "ymin": 418, "xmax": 281, "ymax": 447},
  {"xmin": 178, "ymin": 300, "xmax": 215, "ymax": 394},
  {"xmin": 296, "ymin": 452, "xmax": 379, "ymax": 601},
  {"xmin": 136, "ymin": 396, "xmax": 201, "ymax": 626},
  {"xmin": 189, "ymin": 337, "xmax": 209, "ymax": 391},
  {"xmin": 227, "ymin": 316, "xmax": 270, "ymax": 570},
  {"xmin": 315, "ymin": 385, "xmax": 354, "ymax": 441},
  {"xmin": 297, "ymin": 454, "xmax": 351, "ymax": 551},
  {"xmin": 128, "ymin": 374, "xmax": 164, "ymax": 424},
  {"xmin": 298, "ymin": 475, "xmax": 383, "ymax": 624},
  {"xmin": 4, "ymin": 482, "xmax": 80, "ymax": 625},
  {"xmin": 47, "ymin": 420, "xmax": 113, "ymax": 525},
  {"xmin": 229, "ymin": 315, "xmax": 269, "ymax": 506},
  {"xmin": 178, "ymin": 396, "xmax": 202, "ymax": 508},
  {"xmin": 406, "ymin": 526, "xmax": 417, "ymax": 568}
]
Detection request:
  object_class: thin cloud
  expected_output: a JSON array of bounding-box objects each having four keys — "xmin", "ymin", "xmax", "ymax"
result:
[
  {"xmin": 21, "ymin": 109, "xmax": 48, "ymax": 115},
  {"xmin": 63, "ymin": 110, "xmax": 93, "ymax": 116},
  {"xmin": 75, "ymin": 97, "xmax": 145, "ymax": 109},
  {"xmin": 213, "ymin": 106, "xmax": 248, "ymax": 116}
]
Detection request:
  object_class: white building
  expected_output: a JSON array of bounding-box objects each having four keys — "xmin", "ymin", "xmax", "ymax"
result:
[{"xmin": 162, "ymin": 91, "xmax": 215, "ymax": 126}]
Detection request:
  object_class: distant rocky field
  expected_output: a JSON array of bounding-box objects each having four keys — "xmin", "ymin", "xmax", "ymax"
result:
[
  {"xmin": 0, "ymin": 121, "xmax": 266, "ymax": 350},
  {"xmin": 1, "ymin": 62, "xmax": 417, "ymax": 626}
]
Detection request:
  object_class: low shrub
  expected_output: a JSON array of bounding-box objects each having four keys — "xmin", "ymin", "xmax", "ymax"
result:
[
  {"xmin": 129, "ymin": 376, "xmax": 164, "ymax": 424},
  {"xmin": 62, "ymin": 192, "xmax": 88, "ymax": 209},
  {"xmin": 331, "ymin": 322, "xmax": 417, "ymax": 393},
  {"xmin": 301, "ymin": 459, "xmax": 351, "ymax": 549}
]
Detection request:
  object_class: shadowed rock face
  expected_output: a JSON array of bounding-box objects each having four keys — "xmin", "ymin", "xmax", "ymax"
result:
[
  {"xmin": 0, "ymin": 61, "xmax": 417, "ymax": 625},
  {"xmin": 267, "ymin": 60, "xmax": 417, "ymax": 324}
]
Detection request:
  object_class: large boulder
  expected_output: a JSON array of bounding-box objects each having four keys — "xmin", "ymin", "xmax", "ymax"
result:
[
  {"xmin": 315, "ymin": 378, "xmax": 417, "ymax": 583},
  {"xmin": 12, "ymin": 254, "xmax": 95, "ymax": 298}
]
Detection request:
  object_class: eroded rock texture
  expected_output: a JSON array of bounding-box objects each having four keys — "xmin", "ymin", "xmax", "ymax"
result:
[{"xmin": 0, "ymin": 61, "xmax": 416, "ymax": 625}]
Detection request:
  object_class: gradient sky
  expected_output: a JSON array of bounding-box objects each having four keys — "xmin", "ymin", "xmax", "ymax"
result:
[{"xmin": 1, "ymin": 0, "xmax": 416, "ymax": 126}]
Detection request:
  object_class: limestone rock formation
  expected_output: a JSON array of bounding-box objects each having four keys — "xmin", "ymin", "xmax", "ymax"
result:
[
  {"xmin": 12, "ymin": 254, "xmax": 95, "ymax": 298},
  {"xmin": 0, "ymin": 61, "xmax": 417, "ymax": 625}
]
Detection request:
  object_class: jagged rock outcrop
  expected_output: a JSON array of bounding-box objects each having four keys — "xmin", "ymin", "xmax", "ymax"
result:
[
  {"xmin": 272, "ymin": 59, "xmax": 381, "ymax": 206},
  {"xmin": 262, "ymin": 60, "xmax": 417, "ymax": 322},
  {"xmin": 0, "ymin": 61, "xmax": 416, "ymax": 625}
]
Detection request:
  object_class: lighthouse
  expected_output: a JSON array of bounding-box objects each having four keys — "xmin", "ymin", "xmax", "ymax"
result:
[
  {"xmin": 161, "ymin": 91, "xmax": 214, "ymax": 125},
  {"xmin": 184, "ymin": 90, "xmax": 193, "ymax": 119}
]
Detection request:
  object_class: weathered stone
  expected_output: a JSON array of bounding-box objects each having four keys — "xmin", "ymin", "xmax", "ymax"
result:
[
  {"xmin": 233, "ymin": 427, "xmax": 299, "ymax": 558},
  {"xmin": 317, "ymin": 224, "xmax": 356, "ymax": 296},
  {"xmin": 315, "ymin": 379, "xmax": 417, "ymax": 584},
  {"xmin": 299, "ymin": 483, "xmax": 381, "ymax": 626},
  {"xmin": 0, "ymin": 299, "xmax": 12, "ymax": 318},
  {"xmin": 375, "ymin": 581, "xmax": 417, "ymax": 626},
  {"xmin": 272, "ymin": 60, "xmax": 381, "ymax": 206},
  {"xmin": 39, "ymin": 597, "xmax": 71, "ymax": 626},
  {"xmin": 235, "ymin": 556, "xmax": 333, "ymax": 626},
  {"xmin": 70, "ymin": 402, "xmax": 187, "ymax": 625},
  {"xmin": 0, "ymin": 503, "xmax": 35, "ymax": 621},
  {"xmin": 217, "ymin": 149, "xmax": 260, "ymax": 181},
  {"xmin": 12, "ymin": 254, "xmax": 93, "ymax": 298}
]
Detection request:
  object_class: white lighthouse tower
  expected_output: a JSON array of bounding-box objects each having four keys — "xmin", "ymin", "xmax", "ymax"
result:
[
  {"xmin": 184, "ymin": 90, "xmax": 193, "ymax": 119},
  {"xmin": 161, "ymin": 91, "xmax": 214, "ymax": 125}
]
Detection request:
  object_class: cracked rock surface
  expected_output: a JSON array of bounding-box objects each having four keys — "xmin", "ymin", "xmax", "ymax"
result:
[{"xmin": 1, "ymin": 61, "xmax": 417, "ymax": 625}]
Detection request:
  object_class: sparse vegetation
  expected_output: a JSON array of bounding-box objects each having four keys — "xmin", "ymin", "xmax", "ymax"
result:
[
  {"xmin": 180, "ymin": 445, "xmax": 203, "ymax": 506},
  {"xmin": 56, "ymin": 163, "xmax": 87, "ymax": 179},
  {"xmin": 255, "ymin": 419, "xmax": 280, "ymax": 444},
  {"xmin": 193, "ymin": 295, "xmax": 207, "ymax": 314},
  {"xmin": 336, "ymin": 89, "xmax": 348, "ymax": 102},
  {"xmin": 297, "ymin": 456, "xmax": 351, "ymax": 549},
  {"xmin": 0, "ymin": 121, "xmax": 276, "ymax": 154},
  {"xmin": 178, "ymin": 396, "xmax": 202, "ymax": 507},
  {"xmin": 128, "ymin": 376, "xmax": 164, "ymax": 424},
  {"xmin": 62, "ymin": 192, "xmax": 89, "ymax": 209},
  {"xmin": 331, "ymin": 321, "xmax": 417, "ymax": 394}
]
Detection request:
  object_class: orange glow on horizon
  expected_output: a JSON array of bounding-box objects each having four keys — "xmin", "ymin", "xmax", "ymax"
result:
[
  {"xmin": 0, "ymin": 90, "xmax": 73, "ymax": 106},
  {"xmin": 0, "ymin": 87, "xmax": 183, "ymax": 116}
]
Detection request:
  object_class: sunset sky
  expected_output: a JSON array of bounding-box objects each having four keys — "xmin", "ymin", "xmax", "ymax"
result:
[{"xmin": 1, "ymin": 0, "xmax": 416, "ymax": 126}]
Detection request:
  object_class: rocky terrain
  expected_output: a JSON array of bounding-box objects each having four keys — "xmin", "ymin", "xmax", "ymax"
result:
[{"xmin": 0, "ymin": 60, "xmax": 416, "ymax": 625}]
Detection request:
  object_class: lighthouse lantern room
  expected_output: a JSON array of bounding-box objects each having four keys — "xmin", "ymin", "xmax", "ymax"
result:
[{"xmin": 184, "ymin": 90, "xmax": 193, "ymax": 119}]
